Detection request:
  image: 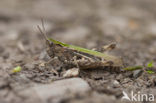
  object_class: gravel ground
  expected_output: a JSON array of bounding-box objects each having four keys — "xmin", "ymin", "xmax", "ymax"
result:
[{"xmin": 0, "ymin": 0, "xmax": 156, "ymax": 103}]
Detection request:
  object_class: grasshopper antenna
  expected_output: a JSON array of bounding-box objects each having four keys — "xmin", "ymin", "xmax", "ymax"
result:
[
  {"xmin": 37, "ymin": 25, "xmax": 47, "ymax": 40},
  {"xmin": 41, "ymin": 19, "xmax": 47, "ymax": 36},
  {"xmin": 37, "ymin": 19, "xmax": 48, "ymax": 41}
]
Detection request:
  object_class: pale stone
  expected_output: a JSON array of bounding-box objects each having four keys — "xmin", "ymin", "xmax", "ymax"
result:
[{"xmin": 33, "ymin": 78, "xmax": 90, "ymax": 102}]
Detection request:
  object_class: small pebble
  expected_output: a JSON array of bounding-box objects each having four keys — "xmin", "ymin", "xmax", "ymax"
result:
[
  {"xmin": 113, "ymin": 80, "xmax": 120, "ymax": 88},
  {"xmin": 63, "ymin": 68, "xmax": 79, "ymax": 77}
]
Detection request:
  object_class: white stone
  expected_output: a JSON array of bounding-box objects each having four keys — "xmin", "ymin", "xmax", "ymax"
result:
[
  {"xmin": 63, "ymin": 68, "xmax": 79, "ymax": 77},
  {"xmin": 33, "ymin": 78, "xmax": 90, "ymax": 102}
]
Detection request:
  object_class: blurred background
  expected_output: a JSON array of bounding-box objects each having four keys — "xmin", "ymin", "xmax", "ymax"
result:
[
  {"xmin": 1, "ymin": 0, "xmax": 156, "ymax": 65},
  {"xmin": 1, "ymin": 0, "xmax": 156, "ymax": 103}
]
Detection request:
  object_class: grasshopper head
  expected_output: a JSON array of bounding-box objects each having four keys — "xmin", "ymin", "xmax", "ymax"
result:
[{"xmin": 45, "ymin": 40, "xmax": 55, "ymax": 58}]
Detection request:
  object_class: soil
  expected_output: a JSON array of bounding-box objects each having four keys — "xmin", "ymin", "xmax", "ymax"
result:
[{"xmin": 0, "ymin": 0, "xmax": 156, "ymax": 103}]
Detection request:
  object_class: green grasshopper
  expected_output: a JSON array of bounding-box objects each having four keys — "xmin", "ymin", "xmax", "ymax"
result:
[{"xmin": 37, "ymin": 23, "xmax": 123, "ymax": 77}]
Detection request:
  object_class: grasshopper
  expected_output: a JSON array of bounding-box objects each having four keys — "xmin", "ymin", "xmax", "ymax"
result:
[{"xmin": 37, "ymin": 23, "xmax": 123, "ymax": 77}]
